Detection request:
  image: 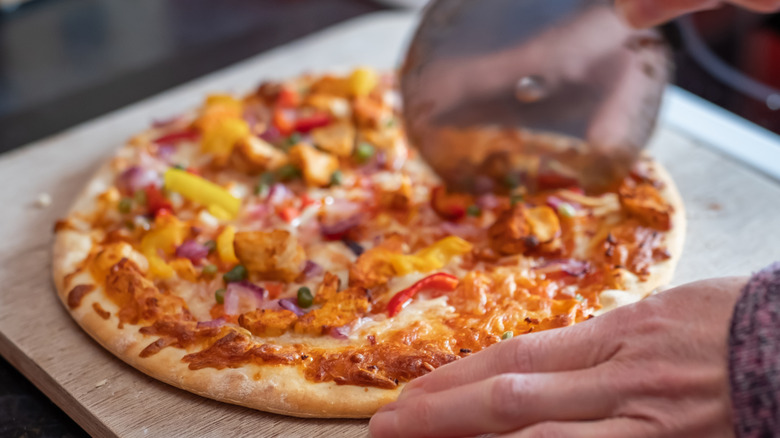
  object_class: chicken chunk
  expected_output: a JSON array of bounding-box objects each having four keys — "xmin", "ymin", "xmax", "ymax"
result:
[
  {"xmin": 239, "ymin": 308, "xmax": 298, "ymax": 337},
  {"xmin": 287, "ymin": 144, "xmax": 339, "ymax": 187},
  {"xmin": 231, "ymin": 136, "xmax": 288, "ymax": 174},
  {"xmin": 294, "ymin": 287, "xmax": 370, "ymax": 336},
  {"xmin": 233, "ymin": 230, "xmax": 306, "ymax": 282},
  {"xmin": 314, "ymin": 271, "xmax": 341, "ymax": 305},
  {"xmin": 488, "ymin": 205, "xmax": 561, "ymax": 256},
  {"xmin": 311, "ymin": 122, "xmax": 356, "ymax": 157},
  {"xmin": 618, "ymin": 183, "xmax": 672, "ymax": 231}
]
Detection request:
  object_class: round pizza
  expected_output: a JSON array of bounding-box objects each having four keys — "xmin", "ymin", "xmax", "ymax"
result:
[{"xmin": 52, "ymin": 68, "xmax": 685, "ymax": 418}]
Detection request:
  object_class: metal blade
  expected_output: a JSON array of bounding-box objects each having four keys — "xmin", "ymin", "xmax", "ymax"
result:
[{"xmin": 401, "ymin": 0, "xmax": 670, "ymax": 194}]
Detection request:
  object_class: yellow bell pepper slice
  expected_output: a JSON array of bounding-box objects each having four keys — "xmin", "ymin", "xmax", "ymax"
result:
[
  {"xmin": 216, "ymin": 225, "xmax": 239, "ymax": 264},
  {"xmin": 164, "ymin": 169, "xmax": 241, "ymax": 220},
  {"xmin": 205, "ymin": 94, "xmax": 243, "ymax": 114},
  {"xmin": 140, "ymin": 214, "xmax": 187, "ymax": 279},
  {"xmin": 349, "ymin": 67, "xmax": 378, "ymax": 97},
  {"xmin": 200, "ymin": 116, "xmax": 250, "ymax": 160},
  {"xmin": 375, "ymin": 236, "xmax": 473, "ymax": 276}
]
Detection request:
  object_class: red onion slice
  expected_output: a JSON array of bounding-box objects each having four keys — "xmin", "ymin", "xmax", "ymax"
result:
[
  {"xmin": 279, "ymin": 298, "xmax": 306, "ymax": 316},
  {"xmin": 267, "ymin": 183, "xmax": 293, "ymax": 205},
  {"xmin": 476, "ymin": 193, "xmax": 501, "ymax": 210},
  {"xmin": 546, "ymin": 196, "xmax": 579, "ymax": 211},
  {"xmin": 175, "ymin": 240, "xmax": 209, "ymax": 264},
  {"xmin": 302, "ymin": 260, "xmax": 324, "ymax": 278},
  {"xmin": 223, "ymin": 282, "xmax": 267, "ymax": 315},
  {"xmin": 328, "ymin": 325, "xmax": 351, "ymax": 339},
  {"xmin": 536, "ymin": 259, "xmax": 590, "ymax": 277},
  {"xmin": 320, "ymin": 214, "xmax": 363, "ymax": 240},
  {"xmin": 117, "ymin": 166, "xmax": 161, "ymax": 195},
  {"xmin": 196, "ymin": 317, "xmax": 226, "ymax": 329}
]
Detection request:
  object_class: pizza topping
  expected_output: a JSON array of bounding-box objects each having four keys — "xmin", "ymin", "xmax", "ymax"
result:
[
  {"xmin": 232, "ymin": 136, "xmax": 288, "ymax": 174},
  {"xmin": 297, "ymin": 286, "xmax": 314, "ymax": 308},
  {"xmin": 353, "ymin": 142, "xmax": 376, "ymax": 164},
  {"xmin": 377, "ymin": 236, "xmax": 472, "ymax": 276},
  {"xmin": 239, "ymin": 308, "xmax": 298, "ymax": 336},
  {"xmin": 223, "ymin": 281, "xmax": 267, "ymax": 315},
  {"xmin": 349, "ymin": 67, "xmax": 379, "ymax": 98},
  {"xmin": 153, "ymin": 128, "xmax": 200, "ymax": 145},
  {"xmin": 287, "ymin": 144, "xmax": 339, "ymax": 187},
  {"xmin": 311, "ymin": 121, "xmax": 356, "ymax": 157},
  {"xmin": 430, "ymin": 186, "xmax": 470, "ymax": 221},
  {"xmin": 222, "ymin": 265, "xmax": 248, "ymax": 283},
  {"xmin": 144, "ymin": 185, "xmax": 172, "ymax": 217},
  {"xmin": 294, "ymin": 286, "xmax": 370, "ymax": 336},
  {"xmin": 140, "ymin": 214, "xmax": 187, "ymax": 279},
  {"xmin": 320, "ymin": 213, "xmax": 363, "ymax": 241},
  {"xmin": 386, "ymin": 273, "xmax": 460, "ymax": 317},
  {"xmin": 618, "ymin": 182, "xmax": 672, "ymax": 231},
  {"xmin": 487, "ymin": 204, "xmax": 561, "ymax": 256},
  {"xmin": 233, "ymin": 230, "xmax": 306, "ymax": 282},
  {"xmin": 117, "ymin": 166, "xmax": 160, "ymax": 195},
  {"xmin": 175, "ymin": 240, "xmax": 210, "ymax": 265},
  {"xmin": 164, "ymin": 168, "xmax": 241, "ymax": 220},
  {"xmin": 216, "ymin": 225, "xmax": 240, "ymax": 264},
  {"xmin": 279, "ymin": 298, "xmax": 306, "ymax": 316}
]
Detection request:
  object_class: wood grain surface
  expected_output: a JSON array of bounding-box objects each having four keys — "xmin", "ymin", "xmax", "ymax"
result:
[{"xmin": 1, "ymin": 11, "xmax": 779, "ymax": 438}]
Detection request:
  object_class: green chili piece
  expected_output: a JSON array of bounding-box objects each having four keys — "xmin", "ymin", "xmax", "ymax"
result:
[
  {"xmin": 297, "ymin": 286, "xmax": 314, "ymax": 308},
  {"xmin": 215, "ymin": 288, "xmax": 226, "ymax": 304},
  {"xmin": 223, "ymin": 265, "xmax": 248, "ymax": 283}
]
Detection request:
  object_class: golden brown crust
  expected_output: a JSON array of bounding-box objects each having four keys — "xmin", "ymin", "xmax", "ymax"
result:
[{"xmin": 595, "ymin": 157, "xmax": 686, "ymax": 314}]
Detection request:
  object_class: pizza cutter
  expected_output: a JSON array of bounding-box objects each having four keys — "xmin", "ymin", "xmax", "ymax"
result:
[{"xmin": 400, "ymin": 0, "xmax": 671, "ymax": 194}]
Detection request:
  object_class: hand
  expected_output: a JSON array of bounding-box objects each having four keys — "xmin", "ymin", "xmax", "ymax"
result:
[
  {"xmin": 616, "ymin": 0, "xmax": 780, "ymax": 28},
  {"xmin": 369, "ymin": 277, "xmax": 747, "ymax": 438}
]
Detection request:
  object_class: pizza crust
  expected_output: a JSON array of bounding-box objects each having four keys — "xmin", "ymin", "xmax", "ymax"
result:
[{"xmin": 595, "ymin": 157, "xmax": 686, "ymax": 314}]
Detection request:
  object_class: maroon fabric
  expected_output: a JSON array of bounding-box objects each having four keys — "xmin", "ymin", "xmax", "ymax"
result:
[{"xmin": 729, "ymin": 262, "xmax": 780, "ymax": 438}]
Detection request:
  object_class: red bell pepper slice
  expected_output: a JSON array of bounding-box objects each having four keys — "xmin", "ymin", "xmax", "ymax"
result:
[
  {"xmin": 278, "ymin": 206, "xmax": 300, "ymax": 223},
  {"xmin": 300, "ymin": 194, "xmax": 316, "ymax": 209},
  {"xmin": 153, "ymin": 129, "xmax": 200, "ymax": 145},
  {"xmin": 536, "ymin": 173, "xmax": 580, "ymax": 191},
  {"xmin": 273, "ymin": 109, "xmax": 295, "ymax": 136},
  {"xmin": 294, "ymin": 113, "xmax": 331, "ymax": 133},
  {"xmin": 144, "ymin": 184, "xmax": 172, "ymax": 217},
  {"xmin": 387, "ymin": 273, "xmax": 459, "ymax": 317},
  {"xmin": 276, "ymin": 87, "xmax": 300, "ymax": 108}
]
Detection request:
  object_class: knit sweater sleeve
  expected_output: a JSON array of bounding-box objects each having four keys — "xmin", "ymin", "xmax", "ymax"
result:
[{"xmin": 729, "ymin": 262, "xmax": 780, "ymax": 438}]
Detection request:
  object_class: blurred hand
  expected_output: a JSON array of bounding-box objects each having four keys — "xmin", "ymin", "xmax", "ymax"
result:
[
  {"xmin": 616, "ymin": 0, "xmax": 780, "ymax": 28},
  {"xmin": 369, "ymin": 277, "xmax": 747, "ymax": 438}
]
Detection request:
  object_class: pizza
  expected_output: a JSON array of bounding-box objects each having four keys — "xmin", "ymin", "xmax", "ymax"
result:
[{"xmin": 52, "ymin": 68, "xmax": 685, "ymax": 418}]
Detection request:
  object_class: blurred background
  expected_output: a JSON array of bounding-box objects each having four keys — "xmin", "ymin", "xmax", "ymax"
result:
[
  {"xmin": 0, "ymin": 0, "xmax": 778, "ymax": 436},
  {"xmin": 0, "ymin": 0, "xmax": 778, "ymax": 153}
]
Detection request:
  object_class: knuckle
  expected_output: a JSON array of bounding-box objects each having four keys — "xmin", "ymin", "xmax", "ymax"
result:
[
  {"xmin": 509, "ymin": 338, "xmax": 538, "ymax": 372},
  {"xmin": 489, "ymin": 374, "xmax": 526, "ymax": 420},
  {"xmin": 408, "ymin": 396, "xmax": 437, "ymax": 434}
]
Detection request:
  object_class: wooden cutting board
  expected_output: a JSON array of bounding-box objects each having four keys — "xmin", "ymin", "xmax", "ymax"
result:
[{"xmin": 1, "ymin": 11, "xmax": 779, "ymax": 438}]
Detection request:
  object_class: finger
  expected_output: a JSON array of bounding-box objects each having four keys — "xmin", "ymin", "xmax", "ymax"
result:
[
  {"xmin": 615, "ymin": 0, "xmax": 721, "ymax": 28},
  {"xmin": 729, "ymin": 0, "xmax": 780, "ymax": 13},
  {"xmin": 370, "ymin": 369, "xmax": 616, "ymax": 438},
  {"xmin": 496, "ymin": 418, "xmax": 656, "ymax": 438},
  {"xmin": 399, "ymin": 318, "xmax": 614, "ymax": 400}
]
